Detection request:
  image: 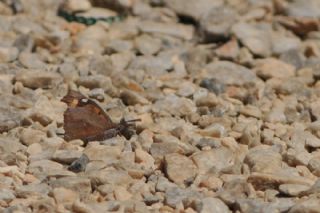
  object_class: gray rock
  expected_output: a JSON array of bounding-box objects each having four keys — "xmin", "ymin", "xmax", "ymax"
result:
[
  {"xmin": 50, "ymin": 177, "xmax": 91, "ymax": 199},
  {"xmin": 285, "ymin": 0, "xmax": 320, "ymax": 18},
  {"xmin": 0, "ymin": 189, "xmax": 15, "ymax": 202},
  {"xmin": 198, "ymin": 197, "xmax": 231, "ymax": 213},
  {"xmin": 52, "ymin": 150, "xmax": 83, "ymax": 164},
  {"xmin": 271, "ymin": 33, "xmax": 301, "ymax": 55},
  {"xmin": 0, "ymin": 46, "xmax": 18, "ymax": 63},
  {"xmin": 15, "ymin": 70, "xmax": 63, "ymax": 89},
  {"xmin": 288, "ymin": 198, "xmax": 320, "ymax": 213},
  {"xmin": 232, "ymin": 22, "xmax": 272, "ymax": 57},
  {"xmin": 134, "ymin": 34, "xmax": 161, "ymax": 55},
  {"xmin": 86, "ymin": 169, "xmax": 132, "ymax": 186},
  {"xmin": 153, "ymin": 94, "xmax": 196, "ymax": 116},
  {"xmin": 279, "ymin": 184, "xmax": 310, "ymax": 196},
  {"xmin": 280, "ymin": 49, "xmax": 305, "ymax": 69},
  {"xmin": 165, "ymin": 187, "xmax": 201, "ymax": 209},
  {"xmin": 18, "ymin": 52, "xmax": 46, "ymax": 69},
  {"xmin": 68, "ymin": 154, "xmax": 90, "ymax": 173},
  {"xmin": 204, "ymin": 61, "xmax": 257, "ymax": 86},
  {"xmin": 200, "ymin": 6, "xmax": 238, "ymax": 41},
  {"xmin": 163, "ymin": 0, "xmax": 223, "ymax": 21},
  {"xmin": 15, "ymin": 183, "xmax": 51, "ymax": 198}
]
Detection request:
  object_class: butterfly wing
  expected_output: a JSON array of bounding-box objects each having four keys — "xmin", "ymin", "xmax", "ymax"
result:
[{"xmin": 62, "ymin": 91, "xmax": 117, "ymax": 142}]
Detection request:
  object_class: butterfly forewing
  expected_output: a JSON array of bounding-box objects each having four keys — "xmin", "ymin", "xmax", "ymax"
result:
[{"xmin": 62, "ymin": 90, "xmax": 117, "ymax": 142}]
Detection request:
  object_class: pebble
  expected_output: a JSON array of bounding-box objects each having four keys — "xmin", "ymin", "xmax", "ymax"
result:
[
  {"xmin": 232, "ymin": 22, "xmax": 272, "ymax": 57},
  {"xmin": 0, "ymin": 46, "xmax": 18, "ymax": 63},
  {"xmin": 14, "ymin": 70, "xmax": 63, "ymax": 89},
  {"xmin": 204, "ymin": 61, "xmax": 257, "ymax": 86},
  {"xmin": 164, "ymin": 153, "xmax": 197, "ymax": 185},
  {"xmin": 254, "ymin": 58, "xmax": 296, "ymax": 79},
  {"xmin": 191, "ymin": 147, "xmax": 234, "ymax": 174},
  {"xmin": 198, "ymin": 197, "xmax": 231, "ymax": 213},
  {"xmin": 68, "ymin": 154, "xmax": 90, "ymax": 173}
]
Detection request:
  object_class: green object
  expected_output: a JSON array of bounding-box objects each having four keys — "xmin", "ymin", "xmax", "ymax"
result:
[{"xmin": 57, "ymin": 8, "xmax": 126, "ymax": 25}]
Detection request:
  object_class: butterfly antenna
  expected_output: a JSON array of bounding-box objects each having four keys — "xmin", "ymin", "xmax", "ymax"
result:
[{"xmin": 120, "ymin": 118, "xmax": 141, "ymax": 127}]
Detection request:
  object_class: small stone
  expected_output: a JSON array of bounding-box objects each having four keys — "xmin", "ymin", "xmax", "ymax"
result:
[
  {"xmin": 198, "ymin": 173, "xmax": 223, "ymax": 190},
  {"xmin": 248, "ymin": 172, "xmax": 314, "ymax": 191},
  {"xmin": 134, "ymin": 34, "xmax": 161, "ymax": 55},
  {"xmin": 203, "ymin": 61, "xmax": 257, "ymax": 86},
  {"xmin": 52, "ymin": 150, "xmax": 83, "ymax": 164},
  {"xmin": 285, "ymin": 148, "xmax": 312, "ymax": 166},
  {"xmin": 15, "ymin": 183, "xmax": 51, "ymax": 198},
  {"xmin": 164, "ymin": 0, "xmax": 222, "ymax": 21},
  {"xmin": 198, "ymin": 197, "xmax": 230, "ymax": 213},
  {"xmin": 0, "ymin": 46, "xmax": 18, "ymax": 63},
  {"xmin": 153, "ymin": 94, "xmax": 196, "ymax": 117},
  {"xmin": 84, "ymin": 143, "xmax": 121, "ymax": 164},
  {"xmin": 135, "ymin": 148, "xmax": 155, "ymax": 170},
  {"xmin": 308, "ymin": 157, "xmax": 320, "ymax": 176},
  {"xmin": 20, "ymin": 128, "xmax": 46, "ymax": 146},
  {"xmin": 254, "ymin": 58, "xmax": 296, "ymax": 79},
  {"xmin": 114, "ymin": 186, "xmax": 132, "ymax": 201},
  {"xmin": 288, "ymin": 198, "xmax": 320, "ymax": 213},
  {"xmin": 62, "ymin": 0, "xmax": 91, "ymax": 12},
  {"xmin": 200, "ymin": 6, "xmax": 237, "ymax": 41},
  {"xmin": 0, "ymin": 189, "xmax": 15, "ymax": 202},
  {"xmin": 25, "ymin": 95, "xmax": 66, "ymax": 125},
  {"xmin": 165, "ymin": 187, "xmax": 200, "ymax": 209},
  {"xmin": 18, "ymin": 52, "xmax": 47, "ymax": 69},
  {"xmin": 52, "ymin": 187, "xmax": 79, "ymax": 206},
  {"xmin": 244, "ymin": 146, "xmax": 282, "ymax": 173},
  {"xmin": 68, "ymin": 154, "xmax": 90, "ymax": 173},
  {"xmin": 120, "ymin": 89, "xmax": 149, "ymax": 105},
  {"xmin": 240, "ymin": 105, "xmax": 262, "ymax": 119},
  {"xmin": 164, "ymin": 153, "xmax": 197, "ymax": 185},
  {"xmin": 15, "ymin": 70, "xmax": 63, "ymax": 89},
  {"xmin": 86, "ymin": 169, "xmax": 132, "ymax": 186},
  {"xmin": 199, "ymin": 78, "xmax": 225, "ymax": 95},
  {"xmin": 215, "ymin": 38, "xmax": 240, "ymax": 60},
  {"xmin": 279, "ymin": 184, "xmax": 310, "ymax": 196},
  {"xmin": 197, "ymin": 123, "xmax": 226, "ymax": 138},
  {"xmin": 192, "ymin": 147, "xmax": 234, "ymax": 174},
  {"xmin": 232, "ymin": 22, "xmax": 272, "ymax": 57},
  {"xmin": 50, "ymin": 177, "xmax": 91, "ymax": 199},
  {"xmin": 150, "ymin": 141, "xmax": 183, "ymax": 162}
]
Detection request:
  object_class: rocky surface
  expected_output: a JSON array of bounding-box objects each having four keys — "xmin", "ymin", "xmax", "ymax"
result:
[{"xmin": 1, "ymin": 0, "xmax": 320, "ymax": 212}]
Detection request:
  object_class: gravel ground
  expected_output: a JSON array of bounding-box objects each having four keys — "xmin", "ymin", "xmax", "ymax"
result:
[{"xmin": 1, "ymin": 0, "xmax": 320, "ymax": 212}]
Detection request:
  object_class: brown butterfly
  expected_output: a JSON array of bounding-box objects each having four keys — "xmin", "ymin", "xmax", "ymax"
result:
[{"xmin": 61, "ymin": 90, "xmax": 140, "ymax": 143}]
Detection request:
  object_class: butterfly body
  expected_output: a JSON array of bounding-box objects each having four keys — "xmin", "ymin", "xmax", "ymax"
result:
[{"xmin": 61, "ymin": 90, "xmax": 139, "ymax": 143}]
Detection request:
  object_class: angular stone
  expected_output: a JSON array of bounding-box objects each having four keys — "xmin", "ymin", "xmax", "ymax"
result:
[
  {"xmin": 192, "ymin": 147, "xmax": 234, "ymax": 174},
  {"xmin": 204, "ymin": 61, "xmax": 257, "ymax": 86},
  {"xmin": 254, "ymin": 58, "xmax": 295, "ymax": 79},
  {"xmin": 164, "ymin": 153, "xmax": 197, "ymax": 185},
  {"xmin": 232, "ymin": 22, "xmax": 272, "ymax": 57},
  {"xmin": 15, "ymin": 70, "xmax": 62, "ymax": 89}
]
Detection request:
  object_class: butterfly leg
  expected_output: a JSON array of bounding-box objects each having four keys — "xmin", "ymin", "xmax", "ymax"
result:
[{"xmin": 101, "ymin": 128, "xmax": 120, "ymax": 140}]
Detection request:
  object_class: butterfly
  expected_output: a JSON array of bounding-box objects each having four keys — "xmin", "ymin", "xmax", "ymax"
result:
[{"xmin": 61, "ymin": 90, "xmax": 140, "ymax": 143}]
